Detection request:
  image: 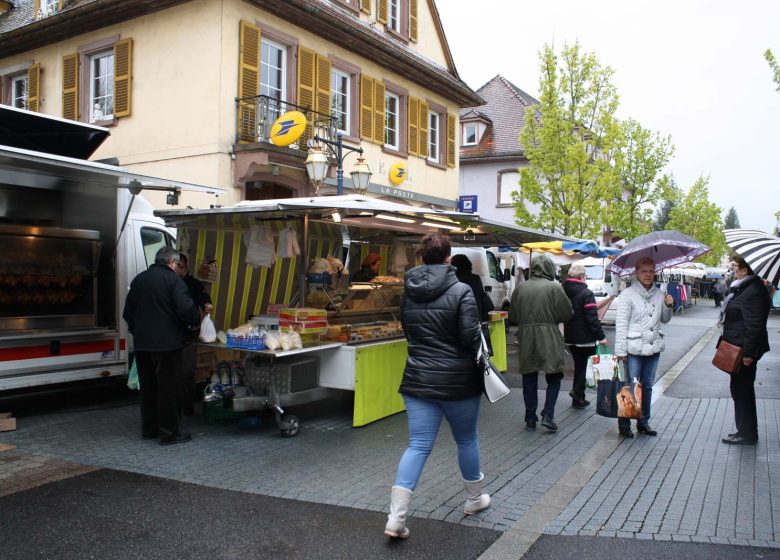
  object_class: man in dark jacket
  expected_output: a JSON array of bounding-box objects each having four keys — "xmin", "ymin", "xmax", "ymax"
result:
[
  {"xmin": 450, "ymin": 253, "xmax": 487, "ymax": 321},
  {"xmin": 123, "ymin": 246, "xmax": 200, "ymax": 445},
  {"xmin": 563, "ymin": 263, "xmax": 607, "ymax": 409},
  {"xmin": 176, "ymin": 253, "xmax": 213, "ymax": 415}
]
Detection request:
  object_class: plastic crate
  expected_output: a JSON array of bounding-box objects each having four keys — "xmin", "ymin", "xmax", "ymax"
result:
[
  {"xmin": 202, "ymin": 399, "xmax": 246, "ymax": 424},
  {"xmin": 305, "ymin": 272, "xmax": 332, "ymax": 284},
  {"xmin": 226, "ymin": 334, "xmax": 266, "ymax": 350}
]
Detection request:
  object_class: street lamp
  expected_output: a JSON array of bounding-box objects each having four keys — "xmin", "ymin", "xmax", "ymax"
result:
[{"xmin": 305, "ymin": 130, "xmax": 372, "ymax": 195}]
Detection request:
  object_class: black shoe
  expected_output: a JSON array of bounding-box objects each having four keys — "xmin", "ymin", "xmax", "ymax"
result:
[
  {"xmin": 722, "ymin": 435, "xmax": 757, "ymax": 445},
  {"xmin": 526, "ymin": 420, "xmax": 537, "ymax": 431},
  {"xmin": 159, "ymin": 433, "xmax": 192, "ymax": 446},
  {"xmin": 540, "ymin": 416, "xmax": 558, "ymax": 432},
  {"xmin": 619, "ymin": 427, "xmax": 634, "ymax": 438},
  {"xmin": 637, "ymin": 424, "xmax": 657, "ymax": 436},
  {"xmin": 142, "ymin": 430, "xmax": 159, "ymax": 440}
]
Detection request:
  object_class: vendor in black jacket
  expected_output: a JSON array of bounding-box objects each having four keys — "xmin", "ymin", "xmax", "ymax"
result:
[
  {"xmin": 720, "ymin": 256, "xmax": 771, "ymax": 445},
  {"xmin": 123, "ymin": 246, "xmax": 200, "ymax": 446},
  {"xmin": 563, "ymin": 263, "xmax": 607, "ymax": 409}
]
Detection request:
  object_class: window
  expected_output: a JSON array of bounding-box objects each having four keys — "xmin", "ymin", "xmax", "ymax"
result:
[
  {"xmin": 585, "ymin": 266, "xmax": 604, "ymax": 280},
  {"xmin": 140, "ymin": 227, "xmax": 174, "ymax": 268},
  {"xmin": 261, "ymin": 38, "xmax": 287, "ymax": 118},
  {"xmin": 89, "ymin": 51, "xmax": 114, "ymax": 123},
  {"xmin": 385, "ymin": 91, "xmax": 400, "ymax": 150},
  {"xmin": 10, "ymin": 74, "xmax": 28, "ymax": 109},
  {"xmin": 463, "ymin": 123, "xmax": 477, "ymax": 146},
  {"xmin": 498, "ymin": 171, "xmax": 520, "ymax": 206},
  {"xmin": 487, "ymin": 251, "xmax": 501, "ymax": 281},
  {"xmin": 428, "ymin": 110, "xmax": 440, "ymax": 162},
  {"xmin": 388, "ymin": 0, "xmax": 401, "ymax": 32},
  {"xmin": 331, "ymin": 68, "xmax": 350, "ymax": 134}
]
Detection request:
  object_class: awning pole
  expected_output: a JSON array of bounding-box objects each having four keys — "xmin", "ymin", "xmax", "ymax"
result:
[{"xmin": 300, "ymin": 214, "xmax": 309, "ymax": 307}]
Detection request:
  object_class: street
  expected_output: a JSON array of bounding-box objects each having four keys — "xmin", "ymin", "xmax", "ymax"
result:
[{"xmin": 1, "ymin": 301, "xmax": 779, "ymax": 559}]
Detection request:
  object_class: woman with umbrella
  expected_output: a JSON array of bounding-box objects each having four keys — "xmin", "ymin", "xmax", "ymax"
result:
[{"xmin": 719, "ymin": 256, "xmax": 771, "ymax": 445}]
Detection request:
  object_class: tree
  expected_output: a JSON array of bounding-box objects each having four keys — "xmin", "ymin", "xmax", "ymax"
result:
[
  {"xmin": 652, "ymin": 175, "xmax": 681, "ymax": 231},
  {"xmin": 609, "ymin": 118, "xmax": 674, "ymax": 238},
  {"xmin": 516, "ymin": 42, "xmax": 622, "ymax": 238},
  {"xmin": 666, "ymin": 176, "xmax": 725, "ymax": 266},
  {"xmin": 766, "ymin": 49, "xmax": 780, "ymax": 92},
  {"xmin": 723, "ymin": 207, "xmax": 741, "ymax": 229}
]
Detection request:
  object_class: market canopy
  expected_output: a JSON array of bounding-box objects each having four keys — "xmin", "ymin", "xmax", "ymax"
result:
[
  {"xmin": 521, "ymin": 240, "xmax": 620, "ymax": 258},
  {"xmin": 155, "ymin": 194, "xmax": 572, "ymax": 247}
]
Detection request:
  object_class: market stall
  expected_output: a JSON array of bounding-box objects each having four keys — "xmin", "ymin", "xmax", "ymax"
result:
[{"xmin": 156, "ymin": 195, "xmax": 566, "ymax": 432}]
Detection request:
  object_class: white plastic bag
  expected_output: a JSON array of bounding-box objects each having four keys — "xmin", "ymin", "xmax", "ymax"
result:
[
  {"xmin": 199, "ymin": 313, "xmax": 217, "ymax": 343},
  {"xmin": 588, "ymin": 345, "xmax": 619, "ymax": 387}
]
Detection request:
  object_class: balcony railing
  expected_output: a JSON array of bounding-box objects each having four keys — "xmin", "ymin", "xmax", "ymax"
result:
[{"xmin": 236, "ymin": 94, "xmax": 338, "ymax": 151}]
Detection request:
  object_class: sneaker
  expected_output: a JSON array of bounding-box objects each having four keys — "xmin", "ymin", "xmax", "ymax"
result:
[
  {"xmin": 159, "ymin": 433, "xmax": 192, "ymax": 446},
  {"xmin": 525, "ymin": 420, "xmax": 537, "ymax": 431},
  {"xmin": 540, "ymin": 416, "xmax": 558, "ymax": 432}
]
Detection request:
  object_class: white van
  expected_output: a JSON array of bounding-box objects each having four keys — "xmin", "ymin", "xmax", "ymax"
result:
[{"xmin": 450, "ymin": 247, "xmax": 513, "ymax": 310}]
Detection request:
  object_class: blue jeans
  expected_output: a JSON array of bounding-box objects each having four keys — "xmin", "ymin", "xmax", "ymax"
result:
[
  {"xmin": 618, "ymin": 353, "xmax": 660, "ymax": 429},
  {"xmin": 394, "ymin": 395, "xmax": 482, "ymax": 491}
]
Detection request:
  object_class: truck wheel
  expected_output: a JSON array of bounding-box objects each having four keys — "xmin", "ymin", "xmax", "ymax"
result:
[{"xmin": 279, "ymin": 414, "xmax": 300, "ymax": 437}]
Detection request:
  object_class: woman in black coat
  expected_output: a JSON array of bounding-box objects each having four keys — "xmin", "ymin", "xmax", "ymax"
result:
[
  {"xmin": 720, "ymin": 256, "xmax": 771, "ymax": 445},
  {"xmin": 384, "ymin": 234, "xmax": 490, "ymax": 539},
  {"xmin": 450, "ymin": 253, "xmax": 487, "ymax": 321}
]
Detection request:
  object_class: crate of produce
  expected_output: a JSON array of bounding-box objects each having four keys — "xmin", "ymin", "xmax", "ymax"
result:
[
  {"xmin": 279, "ymin": 308, "xmax": 328, "ymax": 322},
  {"xmin": 226, "ymin": 334, "xmax": 266, "ymax": 350},
  {"xmin": 202, "ymin": 399, "xmax": 246, "ymax": 424},
  {"xmin": 279, "ymin": 319, "xmax": 328, "ymax": 333}
]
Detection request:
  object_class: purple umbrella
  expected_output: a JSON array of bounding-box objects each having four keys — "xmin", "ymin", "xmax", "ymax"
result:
[{"xmin": 607, "ymin": 230, "xmax": 710, "ymax": 277}]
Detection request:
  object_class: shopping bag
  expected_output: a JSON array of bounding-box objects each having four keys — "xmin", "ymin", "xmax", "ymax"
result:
[
  {"xmin": 127, "ymin": 359, "xmax": 140, "ymax": 391},
  {"xmin": 596, "ymin": 362, "xmax": 624, "ymax": 418},
  {"xmin": 477, "ymin": 329, "xmax": 510, "ymax": 403},
  {"xmin": 589, "ymin": 344, "xmax": 620, "ymax": 385},
  {"xmin": 617, "ymin": 378, "xmax": 642, "ymax": 419},
  {"xmin": 199, "ymin": 313, "xmax": 217, "ymax": 343}
]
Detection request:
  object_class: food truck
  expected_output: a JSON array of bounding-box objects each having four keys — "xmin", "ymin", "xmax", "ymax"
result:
[
  {"xmin": 0, "ymin": 106, "xmax": 223, "ymax": 391},
  {"xmin": 155, "ymin": 196, "xmax": 566, "ymax": 434}
]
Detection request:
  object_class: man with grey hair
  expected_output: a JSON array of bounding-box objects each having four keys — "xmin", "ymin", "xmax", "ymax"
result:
[
  {"xmin": 563, "ymin": 263, "xmax": 607, "ymax": 409},
  {"xmin": 124, "ymin": 246, "xmax": 200, "ymax": 445}
]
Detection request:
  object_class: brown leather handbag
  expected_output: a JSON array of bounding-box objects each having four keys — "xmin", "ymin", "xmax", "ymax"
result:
[{"xmin": 712, "ymin": 337, "xmax": 743, "ymax": 374}]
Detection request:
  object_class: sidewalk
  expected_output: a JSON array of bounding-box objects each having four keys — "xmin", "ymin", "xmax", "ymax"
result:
[{"xmin": 0, "ymin": 305, "xmax": 779, "ymax": 559}]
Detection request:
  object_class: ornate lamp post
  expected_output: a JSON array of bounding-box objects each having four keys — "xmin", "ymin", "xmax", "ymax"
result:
[{"xmin": 305, "ymin": 130, "xmax": 372, "ymax": 195}]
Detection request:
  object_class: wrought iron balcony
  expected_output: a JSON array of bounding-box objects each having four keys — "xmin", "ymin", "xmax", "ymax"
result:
[{"xmin": 235, "ymin": 94, "xmax": 338, "ymax": 150}]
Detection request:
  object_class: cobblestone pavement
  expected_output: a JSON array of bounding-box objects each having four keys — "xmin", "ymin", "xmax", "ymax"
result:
[{"xmin": 1, "ymin": 304, "xmax": 779, "ymax": 559}]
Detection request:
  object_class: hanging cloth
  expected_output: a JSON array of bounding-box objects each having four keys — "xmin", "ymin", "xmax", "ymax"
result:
[
  {"xmin": 391, "ymin": 242, "xmax": 409, "ymax": 273},
  {"xmin": 245, "ymin": 224, "xmax": 276, "ymax": 268},
  {"xmin": 277, "ymin": 225, "xmax": 301, "ymax": 259}
]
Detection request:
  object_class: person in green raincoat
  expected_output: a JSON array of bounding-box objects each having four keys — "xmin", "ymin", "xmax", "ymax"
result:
[{"xmin": 509, "ymin": 253, "xmax": 573, "ymax": 432}]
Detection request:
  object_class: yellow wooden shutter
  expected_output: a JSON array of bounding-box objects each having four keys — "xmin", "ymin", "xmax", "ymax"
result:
[
  {"xmin": 360, "ymin": 0, "xmax": 371, "ymax": 14},
  {"xmin": 377, "ymin": 0, "xmax": 387, "ymax": 24},
  {"xmin": 419, "ymin": 101, "xmax": 429, "ymax": 159},
  {"xmin": 373, "ymin": 80, "xmax": 385, "ymax": 145},
  {"xmin": 446, "ymin": 113, "xmax": 456, "ymax": 167},
  {"xmin": 408, "ymin": 97, "xmax": 419, "ymax": 156},
  {"xmin": 410, "ymin": 0, "xmax": 418, "ymax": 42},
  {"xmin": 237, "ymin": 20, "xmax": 261, "ymax": 142},
  {"xmin": 113, "ymin": 38, "xmax": 133, "ymax": 118},
  {"xmin": 297, "ymin": 46, "xmax": 316, "ymax": 147},
  {"xmin": 62, "ymin": 53, "xmax": 78, "ymax": 121},
  {"xmin": 26, "ymin": 63, "xmax": 40, "ymax": 113},
  {"xmin": 360, "ymin": 75, "xmax": 374, "ymax": 141},
  {"xmin": 315, "ymin": 54, "xmax": 331, "ymax": 122}
]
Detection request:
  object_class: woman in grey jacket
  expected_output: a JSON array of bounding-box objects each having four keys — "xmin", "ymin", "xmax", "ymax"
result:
[
  {"xmin": 614, "ymin": 257, "xmax": 674, "ymax": 438},
  {"xmin": 385, "ymin": 234, "xmax": 489, "ymax": 539}
]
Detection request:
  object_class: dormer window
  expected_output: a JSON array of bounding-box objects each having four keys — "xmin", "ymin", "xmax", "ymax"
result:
[{"xmin": 462, "ymin": 123, "xmax": 478, "ymax": 146}]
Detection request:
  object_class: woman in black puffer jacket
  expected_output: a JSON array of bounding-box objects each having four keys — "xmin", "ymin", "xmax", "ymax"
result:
[{"xmin": 384, "ymin": 234, "xmax": 489, "ymax": 540}]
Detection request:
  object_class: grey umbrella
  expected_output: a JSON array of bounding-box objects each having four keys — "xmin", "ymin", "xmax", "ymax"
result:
[
  {"xmin": 607, "ymin": 230, "xmax": 710, "ymax": 277},
  {"xmin": 724, "ymin": 228, "xmax": 780, "ymax": 286}
]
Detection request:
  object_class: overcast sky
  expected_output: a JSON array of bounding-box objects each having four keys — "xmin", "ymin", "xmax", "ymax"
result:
[{"xmin": 437, "ymin": 0, "xmax": 779, "ymax": 232}]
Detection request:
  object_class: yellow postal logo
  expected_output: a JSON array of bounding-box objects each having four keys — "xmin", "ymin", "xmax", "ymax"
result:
[
  {"xmin": 388, "ymin": 162, "xmax": 407, "ymax": 185},
  {"xmin": 269, "ymin": 111, "xmax": 307, "ymax": 147}
]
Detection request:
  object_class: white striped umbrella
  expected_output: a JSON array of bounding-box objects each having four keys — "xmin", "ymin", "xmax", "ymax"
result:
[{"xmin": 723, "ymin": 228, "xmax": 780, "ymax": 285}]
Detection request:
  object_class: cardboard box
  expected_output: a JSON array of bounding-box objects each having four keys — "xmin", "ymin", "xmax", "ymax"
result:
[{"xmin": 279, "ymin": 308, "xmax": 328, "ymax": 321}]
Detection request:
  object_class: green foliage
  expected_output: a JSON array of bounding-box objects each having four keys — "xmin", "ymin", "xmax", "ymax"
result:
[
  {"xmin": 516, "ymin": 42, "xmax": 622, "ymax": 238},
  {"xmin": 723, "ymin": 207, "xmax": 741, "ymax": 230},
  {"xmin": 652, "ymin": 175, "xmax": 681, "ymax": 231},
  {"xmin": 766, "ymin": 49, "xmax": 780, "ymax": 92},
  {"xmin": 666, "ymin": 176, "xmax": 725, "ymax": 266},
  {"xmin": 609, "ymin": 118, "xmax": 674, "ymax": 239}
]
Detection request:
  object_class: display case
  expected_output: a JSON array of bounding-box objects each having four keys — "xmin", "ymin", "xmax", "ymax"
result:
[{"xmin": 0, "ymin": 225, "xmax": 101, "ymax": 331}]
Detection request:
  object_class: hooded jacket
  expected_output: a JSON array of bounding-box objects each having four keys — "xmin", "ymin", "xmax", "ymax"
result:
[
  {"xmin": 509, "ymin": 254, "xmax": 573, "ymax": 374},
  {"xmin": 399, "ymin": 264, "xmax": 483, "ymax": 400},
  {"xmin": 563, "ymin": 278, "xmax": 606, "ymax": 345},
  {"xmin": 721, "ymin": 275, "xmax": 770, "ymax": 360},
  {"xmin": 614, "ymin": 281, "xmax": 672, "ymax": 357}
]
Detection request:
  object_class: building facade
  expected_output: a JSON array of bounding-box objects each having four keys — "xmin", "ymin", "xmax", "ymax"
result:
[{"xmin": 0, "ymin": 0, "xmax": 481, "ymax": 208}]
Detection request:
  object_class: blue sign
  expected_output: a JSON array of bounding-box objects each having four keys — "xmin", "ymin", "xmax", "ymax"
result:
[{"xmin": 459, "ymin": 195, "xmax": 478, "ymax": 213}]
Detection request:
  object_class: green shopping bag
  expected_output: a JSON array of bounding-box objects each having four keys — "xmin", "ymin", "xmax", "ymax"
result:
[{"xmin": 127, "ymin": 359, "xmax": 140, "ymax": 391}]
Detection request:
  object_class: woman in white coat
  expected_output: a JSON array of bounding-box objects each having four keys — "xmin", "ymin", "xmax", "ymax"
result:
[{"xmin": 614, "ymin": 257, "xmax": 674, "ymax": 438}]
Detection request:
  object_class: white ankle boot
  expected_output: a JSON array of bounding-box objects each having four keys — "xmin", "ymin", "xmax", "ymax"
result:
[
  {"xmin": 463, "ymin": 473, "xmax": 491, "ymax": 515},
  {"xmin": 384, "ymin": 486, "xmax": 413, "ymax": 538}
]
